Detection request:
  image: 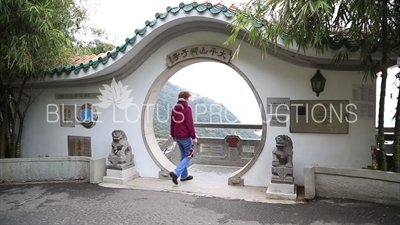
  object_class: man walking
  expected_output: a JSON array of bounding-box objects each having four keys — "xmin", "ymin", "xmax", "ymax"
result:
[{"xmin": 169, "ymin": 90, "xmax": 198, "ymax": 185}]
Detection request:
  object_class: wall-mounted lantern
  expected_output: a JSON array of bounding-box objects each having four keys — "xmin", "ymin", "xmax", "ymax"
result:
[{"xmin": 310, "ymin": 70, "xmax": 326, "ymax": 97}]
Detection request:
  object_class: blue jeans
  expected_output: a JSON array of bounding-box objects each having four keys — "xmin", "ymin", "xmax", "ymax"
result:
[{"xmin": 173, "ymin": 137, "xmax": 193, "ymax": 179}]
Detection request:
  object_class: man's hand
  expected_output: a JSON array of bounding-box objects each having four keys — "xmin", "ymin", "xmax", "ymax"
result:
[{"xmin": 193, "ymin": 138, "xmax": 198, "ymax": 144}]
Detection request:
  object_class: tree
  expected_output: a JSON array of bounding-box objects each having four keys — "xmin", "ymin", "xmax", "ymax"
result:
[
  {"xmin": 0, "ymin": 0, "xmax": 103, "ymax": 158},
  {"xmin": 76, "ymin": 39, "xmax": 116, "ymax": 56},
  {"xmin": 393, "ymin": 68, "xmax": 400, "ymax": 172},
  {"xmin": 389, "ymin": 2, "xmax": 400, "ymax": 172},
  {"xmin": 225, "ymin": 0, "xmax": 400, "ymax": 171}
]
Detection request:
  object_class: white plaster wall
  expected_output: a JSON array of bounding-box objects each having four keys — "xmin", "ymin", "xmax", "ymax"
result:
[
  {"xmin": 22, "ymin": 85, "xmax": 160, "ymax": 178},
  {"xmin": 227, "ymin": 38, "xmax": 376, "ymax": 186},
  {"xmin": 22, "ymin": 31, "xmax": 375, "ymax": 186}
]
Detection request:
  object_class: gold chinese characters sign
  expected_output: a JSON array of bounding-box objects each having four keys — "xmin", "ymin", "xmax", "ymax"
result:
[{"xmin": 166, "ymin": 45, "xmax": 232, "ymax": 68}]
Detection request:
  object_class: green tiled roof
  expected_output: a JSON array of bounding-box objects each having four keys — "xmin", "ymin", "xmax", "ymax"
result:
[
  {"xmin": 50, "ymin": 2, "xmax": 237, "ymax": 76},
  {"xmin": 50, "ymin": 2, "xmax": 371, "ymax": 77}
]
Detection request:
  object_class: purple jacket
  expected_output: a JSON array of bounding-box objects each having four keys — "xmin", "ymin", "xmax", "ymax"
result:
[{"xmin": 170, "ymin": 99, "xmax": 196, "ymax": 139}]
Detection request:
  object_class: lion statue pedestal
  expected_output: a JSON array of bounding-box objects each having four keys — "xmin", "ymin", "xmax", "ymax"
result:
[
  {"xmin": 266, "ymin": 135, "xmax": 297, "ymax": 200},
  {"xmin": 103, "ymin": 130, "xmax": 139, "ymax": 185}
]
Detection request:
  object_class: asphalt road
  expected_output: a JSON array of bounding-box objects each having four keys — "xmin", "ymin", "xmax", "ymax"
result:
[{"xmin": 0, "ymin": 182, "xmax": 399, "ymax": 225}]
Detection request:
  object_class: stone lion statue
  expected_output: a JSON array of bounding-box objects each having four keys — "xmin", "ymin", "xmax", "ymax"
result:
[
  {"xmin": 108, "ymin": 130, "xmax": 134, "ymax": 169},
  {"xmin": 111, "ymin": 130, "xmax": 131, "ymax": 156},
  {"xmin": 272, "ymin": 134, "xmax": 293, "ymax": 168}
]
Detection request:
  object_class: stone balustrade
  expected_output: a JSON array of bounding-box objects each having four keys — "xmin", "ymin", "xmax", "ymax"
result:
[
  {"xmin": 157, "ymin": 122, "xmax": 262, "ymax": 167},
  {"xmin": 0, "ymin": 157, "xmax": 106, "ymax": 184}
]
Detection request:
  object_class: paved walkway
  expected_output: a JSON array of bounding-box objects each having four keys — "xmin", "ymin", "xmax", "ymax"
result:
[
  {"xmin": 1, "ymin": 180, "xmax": 399, "ymax": 225},
  {"xmin": 101, "ymin": 177, "xmax": 292, "ymax": 204},
  {"xmin": 100, "ymin": 164, "xmax": 298, "ymax": 204}
]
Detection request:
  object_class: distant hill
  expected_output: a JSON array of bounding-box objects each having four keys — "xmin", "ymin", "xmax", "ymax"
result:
[{"xmin": 153, "ymin": 82, "xmax": 260, "ymax": 139}]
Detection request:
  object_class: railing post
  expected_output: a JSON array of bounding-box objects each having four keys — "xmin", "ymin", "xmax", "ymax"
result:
[{"xmin": 160, "ymin": 137, "xmax": 174, "ymax": 154}]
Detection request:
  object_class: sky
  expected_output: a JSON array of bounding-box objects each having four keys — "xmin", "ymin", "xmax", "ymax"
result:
[
  {"xmin": 84, "ymin": 0, "xmax": 400, "ymax": 127},
  {"xmin": 377, "ymin": 66, "xmax": 400, "ymax": 127},
  {"xmin": 84, "ymin": 0, "xmax": 247, "ymax": 45},
  {"xmin": 168, "ymin": 62, "xmax": 262, "ymax": 124}
]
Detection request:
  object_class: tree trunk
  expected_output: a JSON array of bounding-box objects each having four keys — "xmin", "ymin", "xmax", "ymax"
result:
[
  {"xmin": 13, "ymin": 76, "xmax": 30, "ymax": 158},
  {"xmin": 378, "ymin": 75, "xmax": 388, "ymax": 171},
  {"xmin": 378, "ymin": 0, "xmax": 389, "ymax": 171},
  {"xmin": 6, "ymin": 107, "xmax": 14, "ymax": 158},
  {"xmin": 371, "ymin": 145, "xmax": 379, "ymax": 169},
  {"xmin": 0, "ymin": 103, "xmax": 8, "ymax": 158},
  {"xmin": 392, "ymin": 84, "xmax": 400, "ymax": 172},
  {"xmin": 15, "ymin": 118, "xmax": 24, "ymax": 158}
]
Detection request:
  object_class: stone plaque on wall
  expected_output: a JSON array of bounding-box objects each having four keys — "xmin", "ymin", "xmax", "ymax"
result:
[
  {"xmin": 60, "ymin": 105, "xmax": 76, "ymax": 127},
  {"xmin": 266, "ymin": 97, "xmax": 290, "ymax": 115},
  {"xmin": 67, "ymin": 136, "xmax": 92, "ymax": 156},
  {"xmin": 55, "ymin": 93, "xmax": 100, "ymax": 99},
  {"xmin": 200, "ymin": 144, "xmax": 223, "ymax": 154},
  {"xmin": 290, "ymin": 100, "xmax": 350, "ymax": 134},
  {"xmin": 242, "ymin": 145, "xmax": 255, "ymax": 153},
  {"xmin": 270, "ymin": 115, "xmax": 287, "ymax": 127}
]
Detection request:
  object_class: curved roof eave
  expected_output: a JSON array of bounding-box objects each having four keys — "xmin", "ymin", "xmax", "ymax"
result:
[{"xmin": 26, "ymin": 2, "xmax": 385, "ymax": 87}]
